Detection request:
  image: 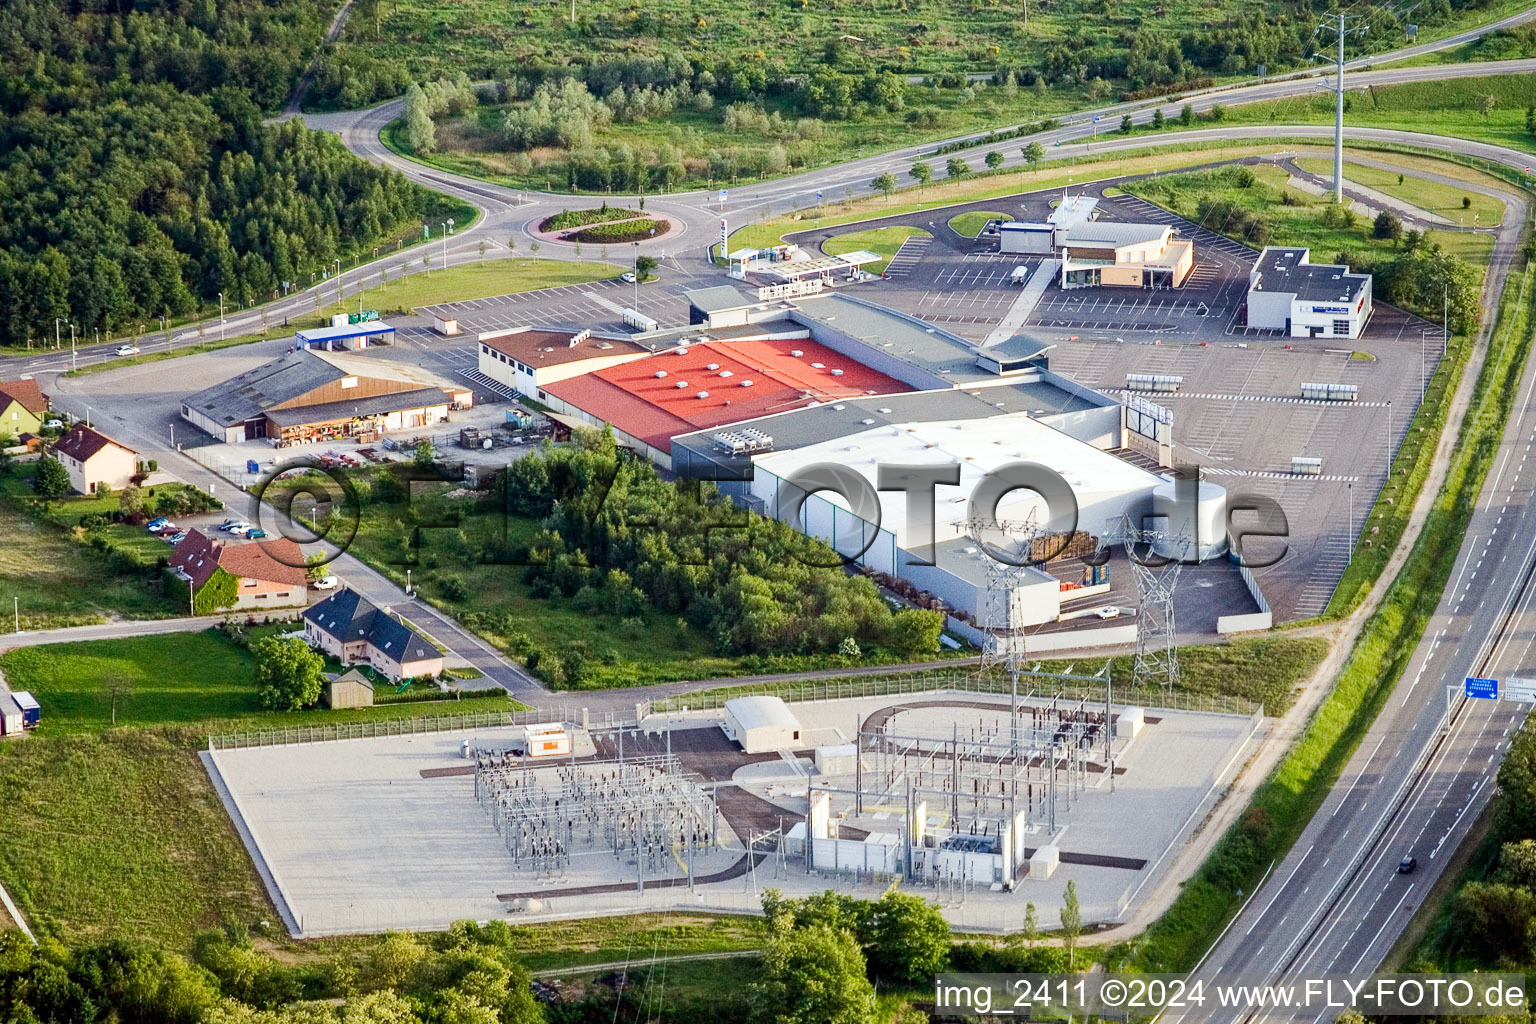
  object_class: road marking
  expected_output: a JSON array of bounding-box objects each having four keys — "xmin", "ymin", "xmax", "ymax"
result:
[{"xmin": 1247, "ymin": 845, "xmax": 1314, "ymax": 934}]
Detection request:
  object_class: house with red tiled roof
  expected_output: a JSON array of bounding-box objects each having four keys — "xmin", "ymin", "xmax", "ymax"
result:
[
  {"xmin": 52, "ymin": 424, "xmax": 136, "ymax": 494},
  {"xmin": 0, "ymin": 379, "xmax": 46, "ymax": 440},
  {"xmin": 170, "ymin": 529, "xmax": 308, "ymax": 611}
]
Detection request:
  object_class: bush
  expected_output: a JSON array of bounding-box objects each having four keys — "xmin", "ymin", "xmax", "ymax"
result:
[
  {"xmin": 1373, "ymin": 209, "xmax": 1404, "ymax": 240},
  {"xmin": 567, "ymin": 218, "xmax": 672, "ymax": 244},
  {"xmin": 438, "ymin": 572, "xmax": 470, "ymax": 602}
]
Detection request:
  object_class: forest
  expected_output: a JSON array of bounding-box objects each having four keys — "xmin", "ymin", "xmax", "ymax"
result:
[
  {"xmin": 0, "ymin": 0, "xmax": 459, "ymax": 349},
  {"xmin": 499, "ymin": 430, "xmax": 944, "ymax": 679}
]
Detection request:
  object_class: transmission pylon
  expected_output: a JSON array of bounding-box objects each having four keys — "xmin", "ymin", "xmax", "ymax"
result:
[
  {"xmin": 965, "ymin": 509, "xmax": 1041, "ymax": 751},
  {"xmin": 1118, "ymin": 512, "xmax": 1186, "ymax": 693}
]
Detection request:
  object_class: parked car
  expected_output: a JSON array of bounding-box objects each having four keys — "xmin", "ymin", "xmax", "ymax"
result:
[
  {"xmin": 1094, "ymin": 606, "xmax": 1121, "ymax": 620},
  {"xmin": 312, "ymin": 575, "xmax": 339, "ymax": 590},
  {"xmin": 43, "ymin": 419, "xmax": 64, "ymax": 431},
  {"xmin": 620, "ymin": 271, "xmax": 637, "ymax": 284},
  {"xmin": 224, "ymin": 522, "xmax": 253, "ymax": 535},
  {"xmin": 164, "ymin": 531, "xmax": 188, "ymax": 544},
  {"xmin": 216, "ymin": 518, "xmax": 239, "ymax": 530},
  {"xmin": 146, "ymin": 518, "xmax": 172, "ymax": 533},
  {"xmin": 115, "ymin": 344, "xmax": 140, "ymax": 356},
  {"xmin": 244, "ymin": 528, "xmax": 267, "ymax": 539},
  {"xmin": 1398, "ymin": 855, "xmax": 1417, "ymax": 874}
]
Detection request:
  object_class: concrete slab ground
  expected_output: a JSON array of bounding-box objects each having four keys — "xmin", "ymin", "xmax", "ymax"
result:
[{"xmin": 209, "ymin": 692, "xmax": 1258, "ymax": 936}]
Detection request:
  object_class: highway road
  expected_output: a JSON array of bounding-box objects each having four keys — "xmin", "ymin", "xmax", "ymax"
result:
[{"xmin": 1167, "ymin": 256, "xmax": 1536, "ymax": 1020}]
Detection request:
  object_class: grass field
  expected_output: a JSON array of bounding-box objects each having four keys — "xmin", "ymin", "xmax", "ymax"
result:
[
  {"xmin": 822, "ymin": 225, "xmax": 930, "ymax": 273},
  {"xmin": 68, "ymin": 258, "xmax": 622, "ymax": 377},
  {"xmin": 0, "ymin": 727, "xmax": 273, "ymax": 947},
  {"xmin": 1125, "ymin": 163, "xmax": 1496, "ymax": 272},
  {"xmin": 1216, "ymin": 74, "xmax": 1536, "ymax": 160},
  {"xmin": 1293, "ymin": 156, "xmax": 1506, "ymax": 228},
  {"xmin": 949, "ymin": 210, "xmax": 1010, "ymax": 237},
  {"xmin": 727, "ymin": 142, "xmax": 1318, "ymax": 253},
  {"xmin": 0, "ymin": 494, "xmax": 181, "ymax": 633},
  {"xmin": 0, "ymin": 630, "xmax": 523, "ymax": 736}
]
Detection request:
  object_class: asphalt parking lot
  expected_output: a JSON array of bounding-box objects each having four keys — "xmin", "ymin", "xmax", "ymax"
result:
[
  {"xmin": 807, "ymin": 172, "xmax": 1442, "ymax": 623},
  {"xmin": 414, "ymin": 275, "xmax": 694, "ymax": 339}
]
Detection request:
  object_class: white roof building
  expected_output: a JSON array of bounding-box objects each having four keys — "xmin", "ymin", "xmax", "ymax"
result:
[
  {"xmin": 722, "ymin": 696, "xmax": 804, "ymax": 753},
  {"xmin": 749, "ymin": 412, "xmax": 1162, "ymax": 556}
]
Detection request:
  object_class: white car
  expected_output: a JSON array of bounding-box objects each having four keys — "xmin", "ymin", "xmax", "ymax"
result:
[
  {"xmin": 115, "ymin": 344, "xmax": 140, "ymax": 356},
  {"xmin": 1094, "ymin": 606, "xmax": 1121, "ymax": 620},
  {"xmin": 312, "ymin": 575, "xmax": 339, "ymax": 590},
  {"xmin": 620, "ymin": 272, "xmax": 637, "ymax": 284},
  {"xmin": 43, "ymin": 419, "xmax": 64, "ymax": 431},
  {"xmin": 225, "ymin": 522, "xmax": 254, "ymax": 536}
]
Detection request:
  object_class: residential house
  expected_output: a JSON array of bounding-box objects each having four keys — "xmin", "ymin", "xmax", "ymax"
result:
[
  {"xmin": 170, "ymin": 529, "xmax": 309, "ymax": 611},
  {"xmin": 0, "ymin": 379, "xmax": 46, "ymax": 439},
  {"xmin": 302, "ymin": 587, "xmax": 444, "ymax": 681},
  {"xmin": 52, "ymin": 424, "xmax": 136, "ymax": 494}
]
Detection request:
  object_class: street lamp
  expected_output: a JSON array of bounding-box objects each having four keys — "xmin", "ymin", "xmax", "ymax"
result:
[
  {"xmin": 218, "ymin": 291, "xmax": 226, "ymax": 343},
  {"xmin": 54, "ymin": 317, "xmax": 68, "ymax": 351},
  {"xmin": 440, "ymin": 219, "xmax": 455, "ymax": 270}
]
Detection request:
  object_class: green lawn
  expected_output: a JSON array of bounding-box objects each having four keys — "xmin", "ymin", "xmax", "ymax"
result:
[
  {"xmin": 0, "ymin": 629, "xmax": 523, "ymax": 736},
  {"xmin": 0, "ymin": 727, "xmax": 274, "ymax": 947},
  {"xmin": 1215, "ymin": 73, "xmax": 1536, "ymax": 162},
  {"xmin": 1124, "ymin": 163, "xmax": 1496, "ymax": 273},
  {"xmin": 726, "ymin": 142, "xmax": 1314, "ymax": 254},
  {"xmin": 949, "ymin": 210, "xmax": 1011, "ymax": 237},
  {"xmin": 1293, "ymin": 157, "xmax": 1506, "ymax": 228},
  {"xmin": 822, "ymin": 226, "xmax": 931, "ymax": 273},
  {"xmin": 0, "ymin": 487, "xmax": 181, "ymax": 633}
]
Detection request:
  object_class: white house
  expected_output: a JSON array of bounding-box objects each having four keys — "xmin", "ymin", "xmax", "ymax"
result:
[{"xmin": 1247, "ymin": 246, "xmax": 1373, "ymax": 339}]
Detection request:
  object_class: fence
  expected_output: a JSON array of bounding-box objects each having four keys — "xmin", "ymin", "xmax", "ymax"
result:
[
  {"xmin": 648, "ymin": 669, "xmax": 1263, "ymax": 718},
  {"xmin": 1218, "ymin": 562, "xmax": 1274, "ymax": 634},
  {"xmin": 208, "ymin": 706, "xmax": 582, "ymax": 751}
]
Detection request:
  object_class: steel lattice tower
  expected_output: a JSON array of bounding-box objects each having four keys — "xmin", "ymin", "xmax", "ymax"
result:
[{"xmin": 1120, "ymin": 513, "xmax": 1185, "ymax": 693}]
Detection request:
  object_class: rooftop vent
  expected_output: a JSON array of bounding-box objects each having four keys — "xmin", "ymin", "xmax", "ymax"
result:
[
  {"xmin": 718, "ymin": 369, "xmax": 733, "ymax": 378},
  {"xmin": 860, "ymin": 418, "xmax": 876, "ymax": 425},
  {"xmin": 654, "ymin": 370, "xmax": 669, "ymax": 378},
  {"xmin": 675, "ymin": 380, "xmax": 690, "ymax": 389},
  {"xmin": 791, "ymin": 349, "xmax": 804, "ymax": 357},
  {"xmin": 740, "ymin": 380, "xmax": 755, "ymax": 387},
  {"xmin": 833, "ymin": 404, "xmax": 846, "ymax": 411},
  {"xmin": 876, "ymin": 407, "xmax": 891, "ymax": 414},
  {"xmin": 811, "ymin": 362, "xmax": 826, "ymax": 369},
  {"xmin": 705, "ymin": 362, "xmax": 720, "ymax": 371},
  {"xmin": 830, "ymin": 368, "xmax": 844, "ymax": 377},
  {"xmin": 697, "ymin": 391, "xmax": 710, "ymax": 399},
  {"xmin": 676, "ymin": 346, "xmax": 690, "ymax": 355}
]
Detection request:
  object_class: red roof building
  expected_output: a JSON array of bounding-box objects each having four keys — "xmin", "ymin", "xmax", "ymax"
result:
[
  {"xmin": 170, "ymin": 529, "xmax": 308, "ymax": 610},
  {"xmin": 541, "ymin": 336, "xmax": 908, "ymax": 458}
]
